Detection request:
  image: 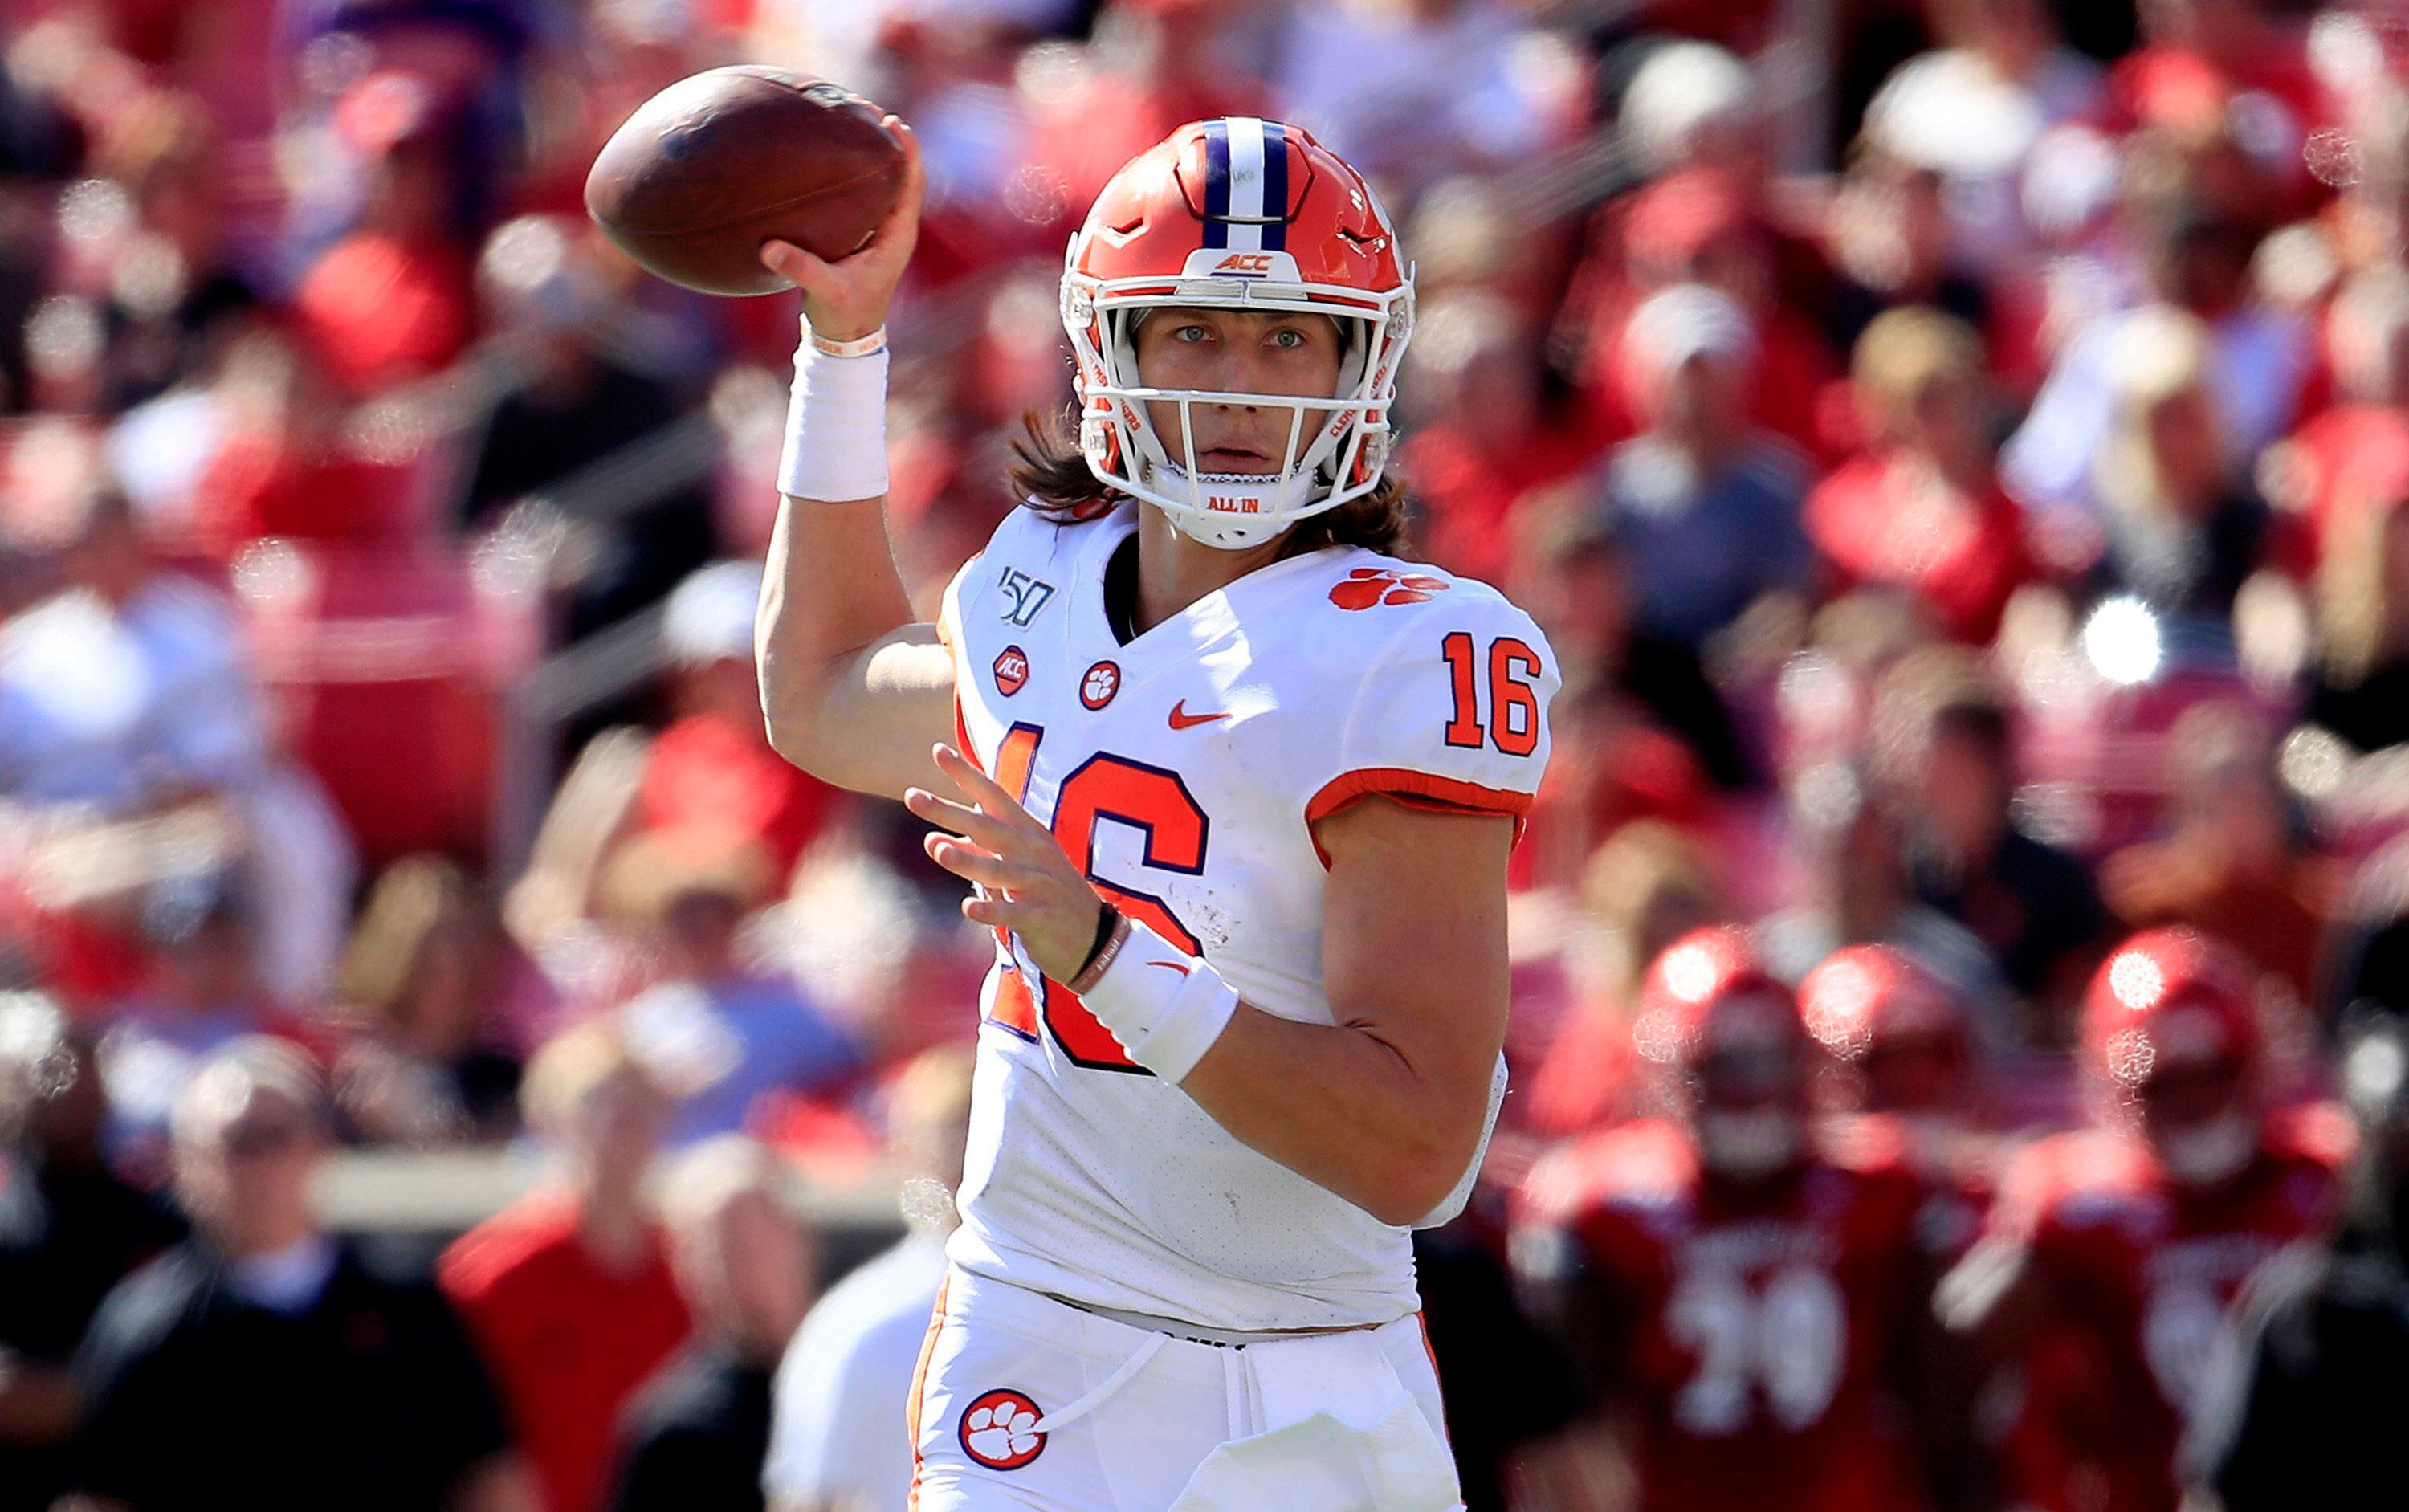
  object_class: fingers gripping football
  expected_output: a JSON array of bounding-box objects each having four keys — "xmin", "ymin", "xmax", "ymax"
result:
[
  {"xmin": 760, "ymin": 114, "xmax": 925, "ymax": 343},
  {"xmin": 908, "ymin": 744, "xmax": 1106, "ymax": 982}
]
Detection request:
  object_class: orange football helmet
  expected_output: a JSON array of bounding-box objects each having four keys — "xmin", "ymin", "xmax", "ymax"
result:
[{"xmin": 1060, "ymin": 116, "xmax": 1414, "ymax": 548}]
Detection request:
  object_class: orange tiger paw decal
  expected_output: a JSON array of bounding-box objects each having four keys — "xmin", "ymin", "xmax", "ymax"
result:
[{"xmin": 1330, "ymin": 567, "xmax": 1449, "ymax": 610}]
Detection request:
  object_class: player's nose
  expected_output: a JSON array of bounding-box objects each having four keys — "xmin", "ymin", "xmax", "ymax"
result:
[{"xmin": 1209, "ymin": 349, "xmax": 1270, "ymax": 406}]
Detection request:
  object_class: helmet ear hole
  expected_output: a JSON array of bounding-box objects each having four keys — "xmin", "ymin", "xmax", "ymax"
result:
[{"xmin": 1349, "ymin": 429, "xmax": 1387, "ymax": 487}]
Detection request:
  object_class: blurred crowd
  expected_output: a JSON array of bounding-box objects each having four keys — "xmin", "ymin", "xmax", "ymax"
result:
[{"xmin": 7, "ymin": 0, "xmax": 2409, "ymax": 1509}]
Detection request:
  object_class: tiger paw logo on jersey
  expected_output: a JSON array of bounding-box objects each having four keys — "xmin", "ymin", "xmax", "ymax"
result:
[
  {"xmin": 960, "ymin": 1388, "xmax": 1046, "ymax": 1470},
  {"xmin": 1081, "ymin": 660, "xmax": 1121, "ymax": 710},
  {"xmin": 1329, "ymin": 567, "xmax": 1449, "ymax": 610},
  {"xmin": 993, "ymin": 646, "xmax": 1029, "ymax": 697}
]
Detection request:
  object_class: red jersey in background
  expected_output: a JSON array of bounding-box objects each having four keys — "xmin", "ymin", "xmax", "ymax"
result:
[{"xmin": 1515, "ymin": 1120, "xmax": 1943, "ymax": 1512}]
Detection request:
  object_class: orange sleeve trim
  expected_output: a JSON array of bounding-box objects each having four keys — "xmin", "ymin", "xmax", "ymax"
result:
[
  {"xmin": 904, "ymin": 1274, "xmax": 950, "ymax": 1511},
  {"xmin": 935, "ymin": 606, "xmax": 961, "ymax": 684},
  {"xmin": 934, "ymin": 551, "xmax": 974, "ymax": 674},
  {"xmin": 1304, "ymin": 767, "xmax": 1534, "ymax": 866}
]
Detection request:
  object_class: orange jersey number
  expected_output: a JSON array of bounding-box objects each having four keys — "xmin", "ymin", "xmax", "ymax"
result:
[{"xmin": 973, "ymin": 725, "xmax": 1208, "ymax": 1073}]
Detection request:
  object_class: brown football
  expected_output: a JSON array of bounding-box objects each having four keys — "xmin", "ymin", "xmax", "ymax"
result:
[{"xmin": 584, "ymin": 66, "xmax": 904, "ymax": 297}]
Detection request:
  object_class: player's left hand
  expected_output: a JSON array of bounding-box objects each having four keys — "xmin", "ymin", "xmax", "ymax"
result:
[{"xmin": 907, "ymin": 744, "xmax": 1103, "ymax": 982}]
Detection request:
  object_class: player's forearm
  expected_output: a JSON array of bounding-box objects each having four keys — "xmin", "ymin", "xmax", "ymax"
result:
[
  {"xmin": 1179, "ymin": 1004, "xmax": 1487, "ymax": 1227},
  {"xmin": 754, "ymin": 292, "xmax": 930, "ymax": 785}
]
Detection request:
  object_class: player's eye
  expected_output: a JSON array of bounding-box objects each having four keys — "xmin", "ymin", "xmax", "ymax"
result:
[
  {"xmin": 1269, "ymin": 327, "xmax": 1309, "ymax": 349},
  {"xmin": 1172, "ymin": 324, "xmax": 1211, "ymax": 343}
]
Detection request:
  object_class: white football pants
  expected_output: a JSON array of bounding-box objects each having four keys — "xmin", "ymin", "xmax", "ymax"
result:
[{"xmin": 907, "ymin": 1266, "xmax": 1465, "ymax": 1511}]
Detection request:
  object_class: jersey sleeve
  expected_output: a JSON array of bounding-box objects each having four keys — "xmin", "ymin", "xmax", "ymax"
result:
[
  {"xmin": 935, "ymin": 551, "xmax": 981, "ymax": 673},
  {"xmin": 1301, "ymin": 591, "xmax": 1559, "ymax": 861}
]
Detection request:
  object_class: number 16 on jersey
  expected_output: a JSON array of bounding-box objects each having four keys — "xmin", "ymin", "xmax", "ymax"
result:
[{"xmin": 978, "ymin": 723, "xmax": 1208, "ymax": 1074}]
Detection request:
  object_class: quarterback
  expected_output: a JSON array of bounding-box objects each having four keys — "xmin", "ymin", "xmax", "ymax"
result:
[{"xmin": 754, "ymin": 114, "xmax": 1555, "ymax": 1509}]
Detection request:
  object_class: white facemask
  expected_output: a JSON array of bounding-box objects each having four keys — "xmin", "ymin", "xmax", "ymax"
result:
[{"xmin": 1064, "ymin": 282, "xmax": 1410, "ymax": 552}]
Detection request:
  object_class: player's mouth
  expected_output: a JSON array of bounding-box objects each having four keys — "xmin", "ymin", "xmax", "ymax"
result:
[{"xmin": 1194, "ymin": 445, "xmax": 1277, "ymax": 474}]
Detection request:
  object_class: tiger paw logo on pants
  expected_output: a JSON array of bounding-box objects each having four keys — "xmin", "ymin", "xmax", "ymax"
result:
[{"xmin": 960, "ymin": 1388, "xmax": 1046, "ymax": 1469}]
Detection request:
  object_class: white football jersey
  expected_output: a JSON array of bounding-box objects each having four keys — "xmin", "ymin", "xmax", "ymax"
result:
[{"xmin": 938, "ymin": 501, "xmax": 1558, "ymax": 1331}]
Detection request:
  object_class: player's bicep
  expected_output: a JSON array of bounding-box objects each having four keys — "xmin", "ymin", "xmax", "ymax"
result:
[
  {"xmin": 774, "ymin": 624, "xmax": 955, "ymax": 801},
  {"xmin": 1317, "ymin": 795, "xmax": 1512, "ymax": 1109}
]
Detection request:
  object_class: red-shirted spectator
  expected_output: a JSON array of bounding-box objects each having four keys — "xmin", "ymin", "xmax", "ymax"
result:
[
  {"xmin": 1577, "ymin": 170, "xmax": 1842, "ymax": 461},
  {"xmin": 1510, "ymin": 510, "xmax": 1752, "ymax": 889},
  {"xmin": 1806, "ymin": 307, "xmax": 2037, "ymax": 643},
  {"xmin": 2279, "ymin": 266, "xmax": 2409, "ymax": 558},
  {"xmin": 634, "ymin": 562, "xmax": 841, "ymax": 880},
  {"xmin": 1401, "ymin": 291, "xmax": 1596, "ymax": 587},
  {"xmin": 441, "ymin": 1025, "xmax": 691, "ymax": 1512},
  {"xmin": 2306, "ymin": 483, "xmax": 2409, "ymax": 758},
  {"xmin": 1523, "ymin": 821, "xmax": 1724, "ymax": 1140},
  {"xmin": 2107, "ymin": 0, "xmax": 2325, "ymax": 147},
  {"xmin": 1025, "ymin": 0, "xmax": 1269, "ymax": 230},
  {"xmin": 291, "ymin": 73, "xmax": 475, "ymax": 396},
  {"xmin": 2100, "ymin": 703, "xmax": 2338, "ymax": 1007},
  {"xmin": 187, "ymin": 325, "xmax": 414, "ymax": 553}
]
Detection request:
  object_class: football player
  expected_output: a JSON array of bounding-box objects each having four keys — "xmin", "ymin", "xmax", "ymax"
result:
[
  {"xmin": 1801, "ymin": 944, "xmax": 1974, "ymax": 1124},
  {"xmin": 755, "ymin": 116, "xmax": 1555, "ymax": 1510},
  {"xmin": 1510, "ymin": 927, "xmax": 1953, "ymax": 1512},
  {"xmin": 1938, "ymin": 927, "xmax": 2346, "ymax": 1512},
  {"xmin": 1800, "ymin": 943, "xmax": 1995, "ymax": 1261}
]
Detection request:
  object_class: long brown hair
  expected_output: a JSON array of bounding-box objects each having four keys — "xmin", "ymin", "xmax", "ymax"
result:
[{"xmin": 1005, "ymin": 408, "xmax": 1412, "ymax": 557}]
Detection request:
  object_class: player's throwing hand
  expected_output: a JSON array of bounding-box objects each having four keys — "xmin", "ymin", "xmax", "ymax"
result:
[
  {"xmin": 908, "ymin": 744, "xmax": 1103, "ymax": 982},
  {"xmin": 758, "ymin": 114, "xmax": 923, "ymax": 344}
]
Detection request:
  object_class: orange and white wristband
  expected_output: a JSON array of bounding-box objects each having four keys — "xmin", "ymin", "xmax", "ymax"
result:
[
  {"xmin": 778, "ymin": 321, "xmax": 889, "ymax": 502},
  {"xmin": 1066, "ymin": 913, "xmax": 1239, "ymax": 1085}
]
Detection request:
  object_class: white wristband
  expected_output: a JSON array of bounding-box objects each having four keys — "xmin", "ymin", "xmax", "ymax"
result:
[
  {"xmin": 1075, "ymin": 918, "xmax": 1240, "ymax": 1085},
  {"xmin": 778, "ymin": 325, "xmax": 890, "ymax": 502}
]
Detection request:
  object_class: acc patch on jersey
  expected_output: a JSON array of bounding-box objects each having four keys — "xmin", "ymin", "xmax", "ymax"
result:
[
  {"xmin": 993, "ymin": 645, "xmax": 1029, "ymax": 697},
  {"xmin": 960, "ymin": 1388, "xmax": 1047, "ymax": 1470}
]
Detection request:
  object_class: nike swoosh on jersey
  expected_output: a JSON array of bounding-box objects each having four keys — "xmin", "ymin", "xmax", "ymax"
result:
[
  {"xmin": 1147, "ymin": 961, "xmax": 1194, "ymax": 976},
  {"xmin": 1168, "ymin": 700, "xmax": 1231, "ymax": 730}
]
